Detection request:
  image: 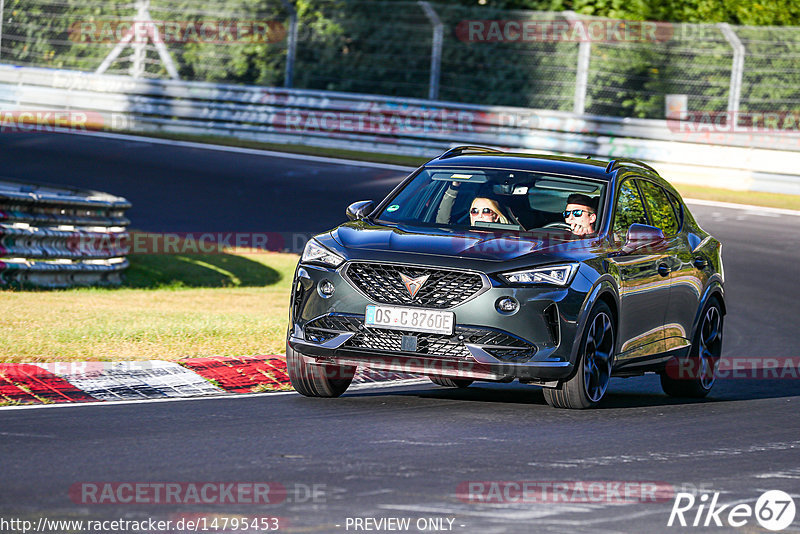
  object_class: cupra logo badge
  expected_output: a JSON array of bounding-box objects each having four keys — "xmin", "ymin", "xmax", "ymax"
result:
[{"xmin": 400, "ymin": 273, "xmax": 430, "ymax": 299}]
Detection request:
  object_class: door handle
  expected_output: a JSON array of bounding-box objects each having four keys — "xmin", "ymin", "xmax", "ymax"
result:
[
  {"xmin": 693, "ymin": 257, "xmax": 707, "ymax": 269},
  {"xmin": 658, "ymin": 263, "xmax": 670, "ymax": 277}
]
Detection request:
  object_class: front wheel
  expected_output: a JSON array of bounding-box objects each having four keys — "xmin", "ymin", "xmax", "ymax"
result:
[
  {"xmin": 543, "ymin": 302, "xmax": 615, "ymax": 409},
  {"xmin": 430, "ymin": 377, "xmax": 473, "ymax": 388},
  {"xmin": 286, "ymin": 342, "xmax": 355, "ymax": 397},
  {"xmin": 660, "ymin": 297, "xmax": 723, "ymax": 398}
]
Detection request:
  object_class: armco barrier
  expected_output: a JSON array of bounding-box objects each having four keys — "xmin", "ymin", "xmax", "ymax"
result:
[
  {"xmin": 1, "ymin": 64, "xmax": 800, "ymax": 194},
  {"xmin": 0, "ymin": 178, "xmax": 130, "ymax": 288}
]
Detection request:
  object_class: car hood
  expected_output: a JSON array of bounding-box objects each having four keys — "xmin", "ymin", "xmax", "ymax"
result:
[{"xmin": 330, "ymin": 221, "xmax": 602, "ymax": 262}]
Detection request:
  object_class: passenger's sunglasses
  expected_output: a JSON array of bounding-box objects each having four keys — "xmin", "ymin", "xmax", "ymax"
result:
[
  {"xmin": 563, "ymin": 209, "xmax": 593, "ymax": 219},
  {"xmin": 471, "ymin": 207, "xmax": 497, "ymax": 216}
]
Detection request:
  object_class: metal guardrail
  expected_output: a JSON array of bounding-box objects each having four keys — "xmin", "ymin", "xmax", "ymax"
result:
[
  {"xmin": 0, "ymin": 177, "xmax": 130, "ymax": 288},
  {"xmin": 1, "ymin": 65, "xmax": 800, "ymax": 194}
]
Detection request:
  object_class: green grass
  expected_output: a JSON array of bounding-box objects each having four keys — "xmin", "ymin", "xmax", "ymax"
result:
[
  {"xmin": 0, "ymin": 252, "xmax": 299, "ymax": 363},
  {"xmin": 673, "ymin": 184, "xmax": 800, "ymax": 211}
]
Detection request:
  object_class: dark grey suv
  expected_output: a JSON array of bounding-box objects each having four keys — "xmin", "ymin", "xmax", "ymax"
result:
[{"xmin": 287, "ymin": 147, "xmax": 725, "ymax": 408}]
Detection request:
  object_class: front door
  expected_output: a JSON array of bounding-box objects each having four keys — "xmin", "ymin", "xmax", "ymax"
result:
[{"xmin": 608, "ymin": 179, "xmax": 670, "ymax": 366}]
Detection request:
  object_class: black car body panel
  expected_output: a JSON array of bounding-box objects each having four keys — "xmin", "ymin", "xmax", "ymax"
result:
[{"xmin": 287, "ymin": 149, "xmax": 725, "ymax": 404}]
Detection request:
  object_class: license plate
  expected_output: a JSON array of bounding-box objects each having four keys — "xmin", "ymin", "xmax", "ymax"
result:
[{"xmin": 365, "ymin": 305, "xmax": 454, "ymax": 335}]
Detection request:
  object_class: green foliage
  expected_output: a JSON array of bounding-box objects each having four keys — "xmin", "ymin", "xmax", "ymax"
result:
[
  {"xmin": 3, "ymin": 0, "xmax": 798, "ymax": 119},
  {"xmin": 469, "ymin": 0, "xmax": 800, "ymax": 25},
  {"xmin": 613, "ymin": 179, "xmax": 648, "ymax": 240}
]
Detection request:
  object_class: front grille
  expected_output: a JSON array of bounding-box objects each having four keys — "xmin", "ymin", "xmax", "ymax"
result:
[
  {"xmin": 304, "ymin": 315, "xmax": 355, "ymax": 344},
  {"xmin": 349, "ymin": 329, "xmax": 472, "ymax": 360},
  {"xmin": 304, "ymin": 314, "xmax": 536, "ymax": 362},
  {"xmin": 343, "ymin": 262, "xmax": 486, "ymax": 309}
]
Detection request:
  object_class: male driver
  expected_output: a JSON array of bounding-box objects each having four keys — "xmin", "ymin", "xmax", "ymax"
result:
[{"xmin": 563, "ymin": 193, "xmax": 597, "ymax": 236}]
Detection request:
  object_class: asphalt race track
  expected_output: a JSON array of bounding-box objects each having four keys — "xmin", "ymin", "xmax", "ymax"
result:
[
  {"xmin": 0, "ymin": 132, "xmax": 406, "ymax": 233},
  {"xmin": 1, "ymin": 132, "xmax": 799, "ymax": 533}
]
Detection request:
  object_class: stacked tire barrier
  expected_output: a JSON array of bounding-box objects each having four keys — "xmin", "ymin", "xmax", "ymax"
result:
[{"xmin": 0, "ymin": 178, "xmax": 130, "ymax": 288}]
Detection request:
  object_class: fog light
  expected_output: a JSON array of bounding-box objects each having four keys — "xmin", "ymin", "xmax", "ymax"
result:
[
  {"xmin": 496, "ymin": 297, "xmax": 519, "ymax": 313},
  {"xmin": 318, "ymin": 279, "xmax": 335, "ymax": 297}
]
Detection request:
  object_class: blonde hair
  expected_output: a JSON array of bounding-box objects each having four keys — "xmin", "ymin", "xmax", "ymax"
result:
[{"xmin": 470, "ymin": 197, "xmax": 509, "ymax": 224}]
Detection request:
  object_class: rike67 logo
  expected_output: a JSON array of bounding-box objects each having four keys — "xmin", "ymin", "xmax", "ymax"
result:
[{"xmin": 668, "ymin": 490, "xmax": 796, "ymax": 531}]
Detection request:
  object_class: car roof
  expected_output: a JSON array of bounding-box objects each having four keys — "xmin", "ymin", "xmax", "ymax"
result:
[{"xmin": 423, "ymin": 147, "xmax": 669, "ymax": 188}]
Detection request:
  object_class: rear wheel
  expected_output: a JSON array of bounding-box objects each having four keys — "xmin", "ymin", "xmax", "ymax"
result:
[
  {"xmin": 544, "ymin": 302, "xmax": 615, "ymax": 409},
  {"xmin": 286, "ymin": 342, "xmax": 355, "ymax": 397},
  {"xmin": 660, "ymin": 297, "xmax": 723, "ymax": 398},
  {"xmin": 430, "ymin": 377, "xmax": 473, "ymax": 388}
]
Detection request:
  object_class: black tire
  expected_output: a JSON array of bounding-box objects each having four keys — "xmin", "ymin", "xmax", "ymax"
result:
[
  {"xmin": 543, "ymin": 301, "xmax": 615, "ymax": 409},
  {"xmin": 660, "ymin": 297, "xmax": 723, "ymax": 398},
  {"xmin": 430, "ymin": 377, "xmax": 473, "ymax": 388},
  {"xmin": 286, "ymin": 342, "xmax": 355, "ymax": 398}
]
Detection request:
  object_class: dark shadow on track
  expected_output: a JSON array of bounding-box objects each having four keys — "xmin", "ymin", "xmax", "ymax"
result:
[
  {"xmin": 339, "ymin": 377, "xmax": 800, "ymax": 409},
  {"xmin": 124, "ymin": 253, "xmax": 282, "ymax": 288}
]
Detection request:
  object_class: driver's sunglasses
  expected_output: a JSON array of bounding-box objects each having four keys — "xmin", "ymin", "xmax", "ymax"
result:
[
  {"xmin": 471, "ymin": 207, "xmax": 497, "ymax": 216},
  {"xmin": 563, "ymin": 209, "xmax": 593, "ymax": 219}
]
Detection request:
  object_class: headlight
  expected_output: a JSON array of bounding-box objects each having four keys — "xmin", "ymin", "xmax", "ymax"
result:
[
  {"xmin": 501, "ymin": 264, "xmax": 578, "ymax": 286},
  {"xmin": 301, "ymin": 239, "xmax": 345, "ymax": 268}
]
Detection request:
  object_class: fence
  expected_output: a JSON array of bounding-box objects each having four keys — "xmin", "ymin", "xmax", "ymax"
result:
[
  {"xmin": 1, "ymin": 1, "xmax": 799, "ymax": 120},
  {"xmin": 0, "ymin": 177, "xmax": 130, "ymax": 288},
  {"xmin": 1, "ymin": 64, "xmax": 799, "ymax": 194}
]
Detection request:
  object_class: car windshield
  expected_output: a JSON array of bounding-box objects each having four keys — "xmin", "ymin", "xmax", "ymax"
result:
[{"xmin": 376, "ymin": 167, "xmax": 607, "ymax": 233}]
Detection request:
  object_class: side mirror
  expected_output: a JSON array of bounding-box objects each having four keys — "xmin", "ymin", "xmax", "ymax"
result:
[
  {"xmin": 346, "ymin": 200, "xmax": 375, "ymax": 221},
  {"xmin": 622, "ymin": 223, "xmax": 665, "ymax": 255}
]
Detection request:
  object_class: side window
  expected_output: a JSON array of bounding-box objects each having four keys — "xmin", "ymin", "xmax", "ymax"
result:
[
  {"xmin": 637, "ymin": 180, "xmax": 680, "ymax": 236},
  {"xmin": 665, "ymin": 190, "xmax": 685, "ymax": 231},
  {"xmin": 613, "ymin": 180, "xmax": 649, "ymax": 242}
]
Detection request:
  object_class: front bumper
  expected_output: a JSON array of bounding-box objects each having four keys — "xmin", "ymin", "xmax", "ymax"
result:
[{"xmin": 288, "ymin": 261, "xmax": 590, "ymax": 383}]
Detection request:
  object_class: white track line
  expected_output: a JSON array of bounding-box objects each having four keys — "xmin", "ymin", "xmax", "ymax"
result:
[
  {"xmin": 58, "ymin": 129, "xmax": 416, "ymax": 172},
  {"xmin": 61, "ymin": 130, "xmax": 800, "ymax": 215}
]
